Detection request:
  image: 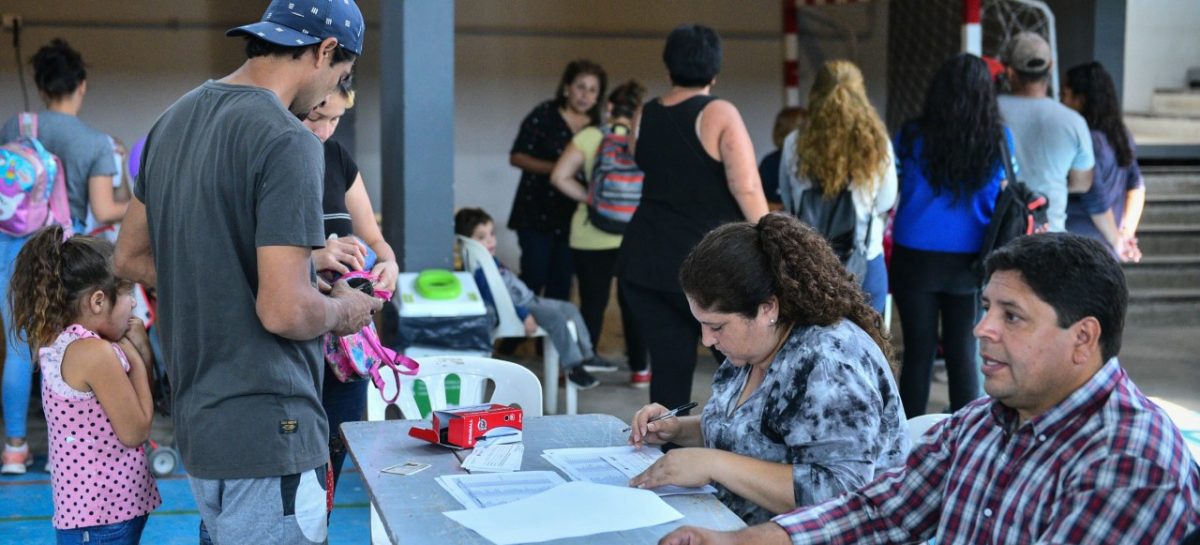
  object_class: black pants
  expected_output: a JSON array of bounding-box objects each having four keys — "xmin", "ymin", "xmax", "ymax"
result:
[
  {"xmin": 516, "ymin": 227, "xmax": 573, "ymax": 300},
  {"xmin": 892, "ymin": 285, "xmax": 982, "ymax": 417},
  {"xmin": 621, "ymin": 280, "xmax": 712, "ymax": 411},
  {"xmin": 572, "ymin": 249, "xmax": 648, "ymax": 372}
]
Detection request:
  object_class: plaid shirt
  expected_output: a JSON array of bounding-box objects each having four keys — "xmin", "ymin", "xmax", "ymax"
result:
[{"xmin": 773, "ymin": 359, "xmax": 1200, "ymax": 544}]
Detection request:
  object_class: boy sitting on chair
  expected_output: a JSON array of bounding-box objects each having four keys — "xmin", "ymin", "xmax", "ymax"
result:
[{"xmin": 455, "ymin": 207, "xmax": 617, "ymax": 389}]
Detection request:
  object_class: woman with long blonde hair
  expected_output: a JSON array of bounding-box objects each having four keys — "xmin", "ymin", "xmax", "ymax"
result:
[{"xmin": 779, "ymin": 60, "xmax": 897, "ymax": 313}]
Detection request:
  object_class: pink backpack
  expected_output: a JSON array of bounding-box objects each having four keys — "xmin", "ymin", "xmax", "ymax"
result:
[
  {"xmin": 323, "ymin": 270, "xmax": 418, "ymax": 403},
  {"xmin": 0, "ymin": 113, "xmax": 74, "ymax": 237}
]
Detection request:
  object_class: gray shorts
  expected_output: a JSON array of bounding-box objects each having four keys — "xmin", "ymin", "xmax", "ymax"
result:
[{"xmin": 190, "ymin": 464, "xmax": 329, "ymax": 545}]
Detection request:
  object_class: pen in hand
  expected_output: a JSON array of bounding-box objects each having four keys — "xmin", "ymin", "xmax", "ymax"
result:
[{"xmin": 622, "ymin": 401, "xmax": 698, "ymax": 435}]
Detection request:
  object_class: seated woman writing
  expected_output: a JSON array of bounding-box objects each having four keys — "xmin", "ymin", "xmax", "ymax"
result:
[{"xmin": 627, "ymin": 213, "xmax": 909, "ymax": 524}]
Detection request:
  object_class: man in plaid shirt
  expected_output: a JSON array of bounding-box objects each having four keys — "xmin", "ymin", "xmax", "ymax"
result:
[{"xmin": 659, "ymin": 234, "xmax": 1200, "ymax": 545}]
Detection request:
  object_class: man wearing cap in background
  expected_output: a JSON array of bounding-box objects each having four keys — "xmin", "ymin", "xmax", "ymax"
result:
[
  {"xmin": 998, "ymin": 31, "xmax": 1097, "ymax": 235},
  {"xmin": 114, "ymin": 1, "xmax": 379, "ymax": 543}
]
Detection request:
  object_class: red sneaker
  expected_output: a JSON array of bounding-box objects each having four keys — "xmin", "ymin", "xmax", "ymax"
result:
[{"xmin": 630, "ymin": 370, "xmax": 651, "ymax": 388}]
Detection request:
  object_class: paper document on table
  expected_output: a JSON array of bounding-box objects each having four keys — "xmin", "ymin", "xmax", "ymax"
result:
[
  {"xmin": 436, "ymin": 471, "xmax": 565, "ymax": 509},
  {"xmin": 541, "ymin": 446, "xmax": 716, "ymax": 496},
  {"xmin": 443, "ymin": 481, "xmax": 683, "ymax": 545},
  {"xmin": 461, "ymin": 442, "xmax": 523, "ymax": 473}
]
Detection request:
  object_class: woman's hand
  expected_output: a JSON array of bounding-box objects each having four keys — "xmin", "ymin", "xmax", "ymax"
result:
[
  {"xmin": 630, "ymin": 447, "xmax": 714, "ymax": 489},
  {"xmin": 313, "ymin": 237, "xmax": 367, "ymax": 276},
  {"xmin": 628, "ymin": 403, "xmax": 680, "ymax": 447},
  {"xmin": 523, "ymin": 315, "xmax": 539, "ymax": 337},
  {"xmin": 371, "ymin": 260, "xmax": 399, "ymax": 292}
]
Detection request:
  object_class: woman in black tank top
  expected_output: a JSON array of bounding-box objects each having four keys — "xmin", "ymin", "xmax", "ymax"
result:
[{"xmin": 617, "ymin": 24, "xmax": 769, "ymax": 411}]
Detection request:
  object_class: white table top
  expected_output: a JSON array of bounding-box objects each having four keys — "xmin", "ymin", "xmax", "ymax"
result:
[{"xmin": 342, "ymin": 414, "xmax": 747, "ymax": 544}]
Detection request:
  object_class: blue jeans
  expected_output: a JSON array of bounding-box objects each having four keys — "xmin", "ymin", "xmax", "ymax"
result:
[
  {"xmin": 321, "ymin": 373, "xmax": 366, "ymax": 489},
  {"xmin": 0, "ymin": 232, "xmax": 33, "ymax": 439},
  {"xmin": 56, "ymin": 514, "xmax": 148, "ymax": 545},
  {"xmin": 862, "ymin": 254, "xmax": 888, "ymax": 314},
  {"xmin": 515, "ymin": 228, "xmax": 573, "ymax": 300}
]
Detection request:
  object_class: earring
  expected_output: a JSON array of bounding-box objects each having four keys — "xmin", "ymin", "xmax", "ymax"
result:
[{"xmin": 769, "ymin": 318, "xmax": 777, "ymax": 325}]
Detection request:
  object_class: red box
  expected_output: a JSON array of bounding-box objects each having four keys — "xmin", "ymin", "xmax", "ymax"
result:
[{"xmin": 408, "ymin": 403, "xmax": 523, "ymax": 449}]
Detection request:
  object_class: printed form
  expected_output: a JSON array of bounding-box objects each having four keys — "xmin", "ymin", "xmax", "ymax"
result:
[
  {"xmin": 436, "ymin": 471, "xmax": 565, "ymax": 509},
  {"xmin": 541, "ymin": 446, "xmax": 717, "ymax": 496}
]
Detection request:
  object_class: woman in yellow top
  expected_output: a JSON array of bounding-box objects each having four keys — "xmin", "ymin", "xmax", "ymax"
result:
[{"xmin": 549, "ymin": 81, "xmax": 649, "ymax": 387}]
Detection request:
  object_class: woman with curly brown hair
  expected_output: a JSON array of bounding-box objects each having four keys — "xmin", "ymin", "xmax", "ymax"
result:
[
  {"xmin": 626, "ymin": 213, "xmax": 908, "ymax": 525},
  {"xmin": 779, "ymin": 60, "xmax": 896, "ymax": 313}
]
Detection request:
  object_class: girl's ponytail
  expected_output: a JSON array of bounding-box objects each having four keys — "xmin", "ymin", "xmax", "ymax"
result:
[{"xmin": 10, "ymin": 225, "xmax": 71, "ymax": 354}]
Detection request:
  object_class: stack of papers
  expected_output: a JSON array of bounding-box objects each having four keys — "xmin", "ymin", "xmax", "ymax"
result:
[
  {"xmin": 461, "ymin": 442, "xmax": 524, "ymax": 473},
  {"xmin": 436, "ymin": 471, "xmax": 565, "ymax": 509},
  {"xmin": 541, "ymin": 446, "xmax": 717, "ymax": 496},
  {"xmin": 443, "ymin": 481, "xmax": 683, "ymax": 545}
]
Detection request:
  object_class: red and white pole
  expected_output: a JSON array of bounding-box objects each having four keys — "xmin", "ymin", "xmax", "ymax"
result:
[
  {"xmin": 783, "ymin": 0, "xmax": 800, "ymax": 106},
  {"xmin": 962, "ymin": 0, "xmax": 982, "ymax": 54}
]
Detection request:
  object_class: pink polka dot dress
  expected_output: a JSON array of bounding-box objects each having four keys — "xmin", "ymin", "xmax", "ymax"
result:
[{"xmin": 39, "ymin": 324, "xmax": 161, "ymax": 530}]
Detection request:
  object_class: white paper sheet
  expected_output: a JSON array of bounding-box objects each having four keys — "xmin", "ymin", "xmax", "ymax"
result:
[
  {"xmin": 443, "ymin": 481, "xmax": 683, "ymax": 544},
  {"xmin": 462, "ymin": 443, "xmax": 524, "ymax": 473},
  {"xmin": 541, "ymin": 446, "xmax": 717, "ymax": 496},
  {"xmin": 436, "ymin": 471, "xmax": 565, "ymax": 509}
]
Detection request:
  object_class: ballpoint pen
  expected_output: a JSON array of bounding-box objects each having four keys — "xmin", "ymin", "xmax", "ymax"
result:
[{"xmin": 622, "ymin": 401, "xmax": 698, "ymax": 434}]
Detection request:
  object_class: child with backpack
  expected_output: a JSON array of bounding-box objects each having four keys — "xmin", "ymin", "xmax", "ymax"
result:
[
  {"xmin": 8, "ymin": 225, "xmax": 160, "ymax": 542},
  {"xmin": 779, "ymin": 61, "xmax": 897, "ymax": 313},
  {"xmin": 1, "ymin": 38, "xmax": 124, "ymax": 475},
  {"xmin": 455, "ymin": 207, "xmax": 617, "ymax": 389},
  {"xmin": 548, "ymin": 80, "xmax": 650, "ymax": 387}
]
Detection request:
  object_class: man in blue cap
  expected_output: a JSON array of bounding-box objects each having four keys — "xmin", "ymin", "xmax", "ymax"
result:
[{"xmin": 115, "ymin": 1, "xmax": 377, "ymax": 543}]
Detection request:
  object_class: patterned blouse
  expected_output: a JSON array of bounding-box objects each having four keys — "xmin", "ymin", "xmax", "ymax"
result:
[
  {"xmin": 701, "ymin": 319, "xmax": 909, "ymax": 525},
  {"xmin": 507, "ymin": 100, "xmax": 581, "ymax": 236}
]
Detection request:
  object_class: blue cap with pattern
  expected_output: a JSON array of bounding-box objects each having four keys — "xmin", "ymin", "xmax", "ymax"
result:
[{"xmin": 227, "ymin": 0, "xmax": 364, "ymax": 56}]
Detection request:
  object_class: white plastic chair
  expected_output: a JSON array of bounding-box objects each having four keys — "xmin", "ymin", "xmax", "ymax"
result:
[
  {"xmin": 364, "ymin": 355, "xmax": 543, "ymax": 545},
  {"xmin": 457, "ymin": 235, "xmax": 579, "ymax": 415},
  {"xmin": 906, "ymin": 413, "xmax": 951, "ymax": 444}
]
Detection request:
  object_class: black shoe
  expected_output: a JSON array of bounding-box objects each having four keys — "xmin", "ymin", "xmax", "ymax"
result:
[
  {"xmin": 567, "ymin": 367, "xmax": 599, "ymax": 390},
  {"xmin": 582, "ymin": 357, "xmax": 619, "ymax": 373}
]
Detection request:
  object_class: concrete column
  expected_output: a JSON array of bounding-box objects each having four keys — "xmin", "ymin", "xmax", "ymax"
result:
[{"xmin": 380, "ymin": 1, "xmax": 455, "ymax": 271}]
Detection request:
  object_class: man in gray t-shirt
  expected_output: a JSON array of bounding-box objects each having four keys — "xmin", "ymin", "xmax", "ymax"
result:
[
  {"xmin": 115, "ymin": 1, "xmax": 376, "ymax": 543},
  {"xmin": 997, "ymin": 32, "xmax": 1095, "ymax": 233}
]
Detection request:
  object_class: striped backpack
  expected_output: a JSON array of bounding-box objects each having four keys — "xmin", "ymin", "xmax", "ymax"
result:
[
  {"xmin": 587, "ymin": 125, "xmax": 643, "ymax": 234},
  {"xmin": 0, "ymin": 113, "xmax": 73, "ymax": 237}
]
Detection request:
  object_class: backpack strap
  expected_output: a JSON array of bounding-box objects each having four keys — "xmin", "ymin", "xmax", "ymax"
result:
[
  {"xmin": 998, "ymin": 129, "xmax": 1017, "ymax": 187},
  {"xmin": 18, "ymin": 113, "xmax": 37, "ymax": 140}
]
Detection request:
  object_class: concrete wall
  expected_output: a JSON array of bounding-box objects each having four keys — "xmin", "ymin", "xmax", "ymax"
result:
[
  {"xmin": 0, "ymin": 0, "xmax": 889, "ymax": 268},
  {"xmin": 1123, "ymin": 0, "xmax": 1200, "ymax": 112}
]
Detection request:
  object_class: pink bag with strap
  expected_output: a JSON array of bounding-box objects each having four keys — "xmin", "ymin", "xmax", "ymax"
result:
[{"xmin": 323, "ymin": 271, "xmax": 418, "ymax": 403}]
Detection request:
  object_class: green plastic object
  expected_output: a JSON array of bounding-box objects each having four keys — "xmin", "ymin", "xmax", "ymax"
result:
[{"xmin": 415, "ymin": 269, "xmax": 461, "ymax": 300}]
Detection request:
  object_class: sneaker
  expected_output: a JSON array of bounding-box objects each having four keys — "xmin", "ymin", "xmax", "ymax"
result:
[
  {"xmin": 567, "ymin": 367, "xmax": 600, "ymax": 390},
  {"xmin": 630, "ymin": 369, "xmax": 651, "ymax": 388},
  {"xmin": 1, "ymin": 443, "xmax": 32, "ymax": 475},
  {"xmin": 582, "ymin": 357, "xmax": 619, "ymax": 373}
]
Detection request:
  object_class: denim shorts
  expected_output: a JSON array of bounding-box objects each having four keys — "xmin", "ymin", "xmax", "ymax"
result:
[{"xmin": 56, "ymin": 514, "xmax": 148, "ymax": 545}]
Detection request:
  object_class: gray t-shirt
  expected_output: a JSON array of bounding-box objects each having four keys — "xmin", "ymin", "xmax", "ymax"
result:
[
  {"xmin": 998, "ymin": 95, "xmax": 1095, "ymax": 232},
  {"xmin": 701, "ymin": 320, "xmax": 909, "ymax": 525},
  {"xmin": 136, "ymin": 81, "xmax": 327, "ymax": 480},
  {"xmin": 1, "ymin": 111, "xmax": 116, "ymax": 225}
]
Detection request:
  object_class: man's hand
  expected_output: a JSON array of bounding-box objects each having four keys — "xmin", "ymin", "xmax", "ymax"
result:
[
  {"xmin": 659, "ymin": 524, "xmax": 789, "ymax": 545},
  {"xmin": 328, "ymin": 280, "xmax": 382, "ymax": 336},
  {"xmin": 523, "ymin": 314, "xmax": 538, "ymax": 337}
]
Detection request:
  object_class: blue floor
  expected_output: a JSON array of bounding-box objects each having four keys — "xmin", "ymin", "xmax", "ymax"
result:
[{"xmin": 0, "ymin": 455, "xmax": 371, "ymax": 544}]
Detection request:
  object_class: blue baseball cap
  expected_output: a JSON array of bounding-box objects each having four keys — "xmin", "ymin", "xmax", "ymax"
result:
[{"xmin": 227, "ymin": 0, "xmax": 364, "ymax": 56}]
